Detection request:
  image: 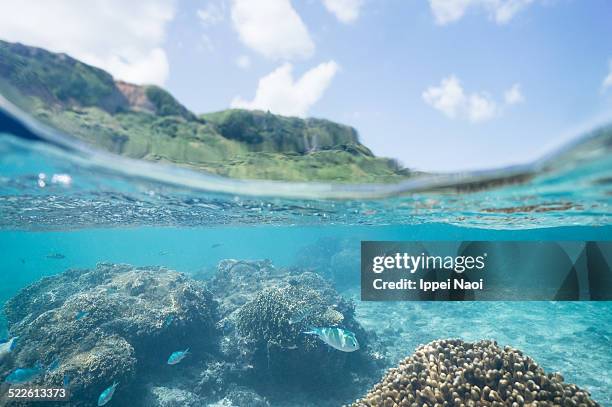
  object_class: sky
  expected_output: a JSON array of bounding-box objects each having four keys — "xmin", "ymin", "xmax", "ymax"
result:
[{"xmin": 0, "ymin": 0, "xmax": 611, "ymax": 172}]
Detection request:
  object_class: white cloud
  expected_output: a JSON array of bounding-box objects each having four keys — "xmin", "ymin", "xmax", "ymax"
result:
[
  {"xmin": 236, "ymin": 55, "xmax": 251, "ymax": 69},
  {"xmin": 197, "ymin": 2, "xmax": 226, "ymax": 52},
  {"xmin": 230, "ymin": 0, "xmax": 315, "ymax": 60},
  {"xmin": 493, "ymin": 0, "xmax": 534, "ymax": 23},
  {"xmin": 504, "ymin": 83, "xmax": 524, "ymax": 104},
  {"xmin": 422, "ymin": 75, "xmax": 498, "ymax": 122},
  {"xmin": 467, "ymin": 93, "xmax": 497, "ymax": 122},
  {"xmin": 322, "ymin": 0, "xmax": 364, "ymax": 23},
  {"xmin": 0, "ymin": 0, "xmax": 175, "ymax": 85},
  {"xmin": 231, "ymin": 61, "xmax": 339, "ymax": 117},
  {"xmin": 422, "ymin": 75, "xmax": 467, "ymax": 118},
  {"xmin": 197, "ymin": 2, "xmax": 225, "ymax": 26},
  {"xmin": 603, "ymin": 61, "xmax": 612, "ymax": 91},
  {"xmin": 428, "ymin": 0, "xmax": 534, "ymax": 25},
  {"xmin": 427, "ymin": 0, "xmax": 469, "ymax": 24}
]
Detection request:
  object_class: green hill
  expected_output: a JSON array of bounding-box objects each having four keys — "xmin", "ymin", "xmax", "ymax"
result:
[{"xmin": 0, "ymin": 40, "xmax": 410, "ymax": 183}]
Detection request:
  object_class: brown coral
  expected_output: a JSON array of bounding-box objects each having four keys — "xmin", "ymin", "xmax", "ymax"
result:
[{"xmin": 350, "ymin": 339, "xmax": 600, "ymax": 407}]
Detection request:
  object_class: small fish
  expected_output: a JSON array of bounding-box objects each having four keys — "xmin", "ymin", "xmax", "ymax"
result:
[
  {"xmin": 63, "ymin": 373, "xmax": 72, "ymax": 388},
  {"xmin": 20, "ymin": 258, "xmax": 25, "ymax": 264},
  {"xmin": 0, "ymin": 336, "xmax": 18, "ymax": 363},
  {"xmin": 211, "ymin": 243, "xmax": 223, "ymax": 249},
  {"xmin": 303, "ymin": 327, "xmax": 360, "ymax": 352},
  {"xmin": 158, "ymin": 250, "xmax": 169, "ymax": 256},
  {"xmin": 76, "ymin": 310, "xmax": 89, "ymax": 320},
  {"xmin": 97, "ymin": 381, "xmax": 119, "ymax": 406},
  {"xmin": 5, "ymin": 362, "xmax": 44, "ymax": 384},
  {"xmin": 46, "ymin": 253, "xmax": 65, "ymax": 260},
  {"xmin": 167, "ymin": 348, "xmax": 189, "ymax": 365}
]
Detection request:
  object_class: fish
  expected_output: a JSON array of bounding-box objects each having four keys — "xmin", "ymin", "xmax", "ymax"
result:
[
  {"xmin": 5, "ymin": 362, "xmax": 44, "ymax": 384},
  {"xmin": 76, "ymin": 310, "xmax": 89, "ymax": 320},
  {"xmin": 303, "ymin": 327, "xmax": 360, "ymax": 352},
  {"xmin": 158, "ymin": 250, "xmax": 169, "ymax": 256},
  {"xmin": 167, "ymin": 348, "xmax": 189, "ymax": 365},
  {"xmin": 0, "ymin": 336, "xmax": 18, "ymax": 363},
  {"xmin": 211, "ymin": 243, "xmax": 223, "ymax": 248},
  {"xmin": 97, "ymin": 381, "xmax": 118, "ymax": 406},
  {"xmin": 46, "ymin": 253, "xmax": 65, "ymax": 259}
]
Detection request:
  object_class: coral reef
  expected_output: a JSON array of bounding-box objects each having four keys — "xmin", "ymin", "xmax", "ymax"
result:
[
  {"xmin": 208, "ymin": 259, "xmax": 283, "ymax": 321},
  {"xmin": 0, "ymin": 259, "xmax": 386, "ymax": 406},
  {"xmin": 207, "ymin": 385, "xmax": 271, "ymax": 407},
  {"xmin": 349, "ymin": 339, "xmax": 600, "ymax": 407},
  {"xmin": 1, "ymin": 263, "xmax": 218, "ymax": 406},
  {"xmin": 145, "ymin": 386, "xmax": 203, "ymax": 407},
  {"xmin": 1, "ymin": 259, "xmax": 604, "ymax": 407},
  {"xmin": 234, "ymin": 283, "xmax": 353, "ymax": 385},
  {"xmin": 207, "ymin": 259, "xmax": 386, "ymax": 399}
]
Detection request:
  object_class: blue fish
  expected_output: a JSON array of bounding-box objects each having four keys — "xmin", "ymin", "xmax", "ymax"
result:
[
  {"xmin": 304, "ymin": 327, "xmax": 360, "ymax": 352},
  {"xmin": 5, "ymin": 362, "xmax": 44, "ymax": 384},
  {"xmin": 167, "ymin": 348, "xmax": 189, "ymax": 365},
  {"xmin": 76, "ymin": 311, "xmax": 89, "ymax": 320},
  {"xmin": 97, "ymin": 381, "xmax": 118, "ymax": 406}
]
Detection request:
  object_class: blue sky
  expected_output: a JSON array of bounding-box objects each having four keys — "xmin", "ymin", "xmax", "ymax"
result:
[{"xmin": 1, "ymin": 0, "xmax": 611, "ymax": 171}]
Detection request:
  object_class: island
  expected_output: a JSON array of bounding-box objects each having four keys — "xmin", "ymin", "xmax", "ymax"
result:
[{"xmin": 0, "ymin": 40, "xmax": 411, "ymax": 183}]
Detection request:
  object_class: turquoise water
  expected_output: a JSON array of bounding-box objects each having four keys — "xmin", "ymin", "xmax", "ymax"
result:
[
  {"xmin": 1, "ymin": 224, "xmax": 610, "ymax": 308},
  {"xmin": 0, "ymin": 105, "xmax": 611, "ymax": 406},
  {"xmin": 0, "ymin": 225, "xmax": 610, "ymax": 405}
]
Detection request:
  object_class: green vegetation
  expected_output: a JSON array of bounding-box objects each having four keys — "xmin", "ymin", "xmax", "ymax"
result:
[
  {"xmin": 0, "ymin": 41, "xmax": 126, "ymax": 112},
  {"xmin": 144, "ymin": 85, "xmax": 195, "ymax": 120},
  {"xmin": 0, "ymin": 40, "xmax": 411, "ymax": 183}
]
